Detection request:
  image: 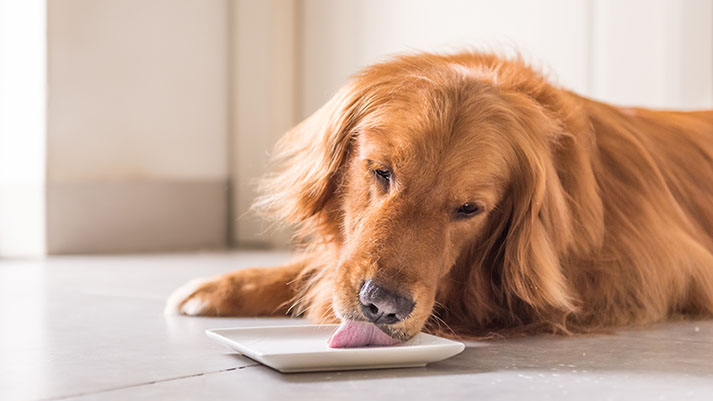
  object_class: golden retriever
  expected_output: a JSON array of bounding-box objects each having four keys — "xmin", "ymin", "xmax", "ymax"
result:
[{"xmin": 166, "ymin": 51, "xmax": 713, "ymax": 345}]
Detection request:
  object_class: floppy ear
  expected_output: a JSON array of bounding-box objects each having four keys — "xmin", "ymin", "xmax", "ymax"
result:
[
  {"xmin": 254, "ymin": 81, "xmax": 366, "ymax": 234},
  {"xmin": 498, "ymin": 101, "xmax": 579, "ymax": 319}
]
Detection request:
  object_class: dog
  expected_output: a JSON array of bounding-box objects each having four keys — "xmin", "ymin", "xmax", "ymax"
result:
[{"xmin": 166, "ymin": 51, "xmax": 713, "ymax": 343}]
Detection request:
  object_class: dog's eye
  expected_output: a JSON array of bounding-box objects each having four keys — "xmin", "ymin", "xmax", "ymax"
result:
[
  {"xmin": 454, "ymin": 203, "xmax": 482, "ymax": 219},
  {"xmin": 372, "ymin": 168, "xmax": 392, "ymax": 189}
]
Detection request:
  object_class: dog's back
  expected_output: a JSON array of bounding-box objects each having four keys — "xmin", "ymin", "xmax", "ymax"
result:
[{"xmin": 571, "ymin": 98, "xmax": 713, "ymax": 326}]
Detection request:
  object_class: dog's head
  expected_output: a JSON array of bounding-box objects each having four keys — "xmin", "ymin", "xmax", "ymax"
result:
[{"xmin": 258, "ymin": 53, "xmax": 600, "ymax": 341}]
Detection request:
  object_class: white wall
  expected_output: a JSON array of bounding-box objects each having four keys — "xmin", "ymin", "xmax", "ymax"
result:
[
  {"xmin": 300, "ymin": 0, "xmax": 713, "ymax": 116},
  {"xmin": 591, "ymin": 0, "xmax": 713, "ymax": 109},
  {"xmin": 231, "ymin": 0, "xmax": 296, "ymax": 247},
  {"xmin": 0, "ymin": 0, "xmax": 46, "ymax": 257},
  {"xmin": 300, "ymin": 0, "xmax": 594, "ymax": 118},
  {"xmin": 47, "ymin": 0, "xmax": 229, "ymax": 183},
  {"xmin": 45, "ymin": 0, "xmax": 230, "ymax": 253}
]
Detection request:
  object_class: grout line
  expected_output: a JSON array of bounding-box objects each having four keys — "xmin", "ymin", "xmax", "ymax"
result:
[{"xmin": 34, "ymin": 364, "xmax": 261, "ymax": 401}]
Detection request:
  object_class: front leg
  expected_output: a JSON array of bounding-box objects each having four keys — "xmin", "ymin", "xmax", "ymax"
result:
[{"xmin": 164, "ymin": 260, "xmax": 306, "ymax": 317}]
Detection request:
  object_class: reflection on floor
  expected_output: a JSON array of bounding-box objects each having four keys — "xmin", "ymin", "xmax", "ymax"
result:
[{"xmin": 1, "ymin": 251, "xmax": 712, "ymax": 401}]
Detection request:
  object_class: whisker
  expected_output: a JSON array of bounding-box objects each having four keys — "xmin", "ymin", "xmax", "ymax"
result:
[
  {"xmin": 315, "ymin": 304, "xmax": 336, "ymax": 328},
  {"xmin": 286, "ymin": 294, "xmax": 308, "ymax": 315},
  {"xmin": 428, "ymin": 310, "xmax": 456, "ymax": 338}
]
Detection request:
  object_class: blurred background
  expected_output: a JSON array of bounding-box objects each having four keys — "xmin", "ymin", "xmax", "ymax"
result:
[{"xmin": 1, "ymin": 0, "xmax": 711, "ymax": 257}]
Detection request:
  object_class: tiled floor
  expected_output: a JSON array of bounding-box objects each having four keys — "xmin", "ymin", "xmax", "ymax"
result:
[{"xmin": 1, "ymin": 251, "xmax": 712, "ymax": 401}]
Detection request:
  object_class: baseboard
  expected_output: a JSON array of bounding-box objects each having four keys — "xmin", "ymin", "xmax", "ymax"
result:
[{"xmin": 46, "ymin": 180, "xmax": 228, "ymax": 254}]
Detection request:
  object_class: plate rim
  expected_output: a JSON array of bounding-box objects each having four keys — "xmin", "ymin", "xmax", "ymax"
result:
[{"xmin": 205, "ymin": 324, "xmax": 466, "ymax": 358}]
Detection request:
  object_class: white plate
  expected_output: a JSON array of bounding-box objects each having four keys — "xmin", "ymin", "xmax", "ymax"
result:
[{"xmin": 205, "ymin": 324, "xmax": 465, "ymax": 373}]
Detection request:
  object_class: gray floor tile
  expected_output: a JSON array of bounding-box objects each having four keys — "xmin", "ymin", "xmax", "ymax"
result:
[
  {"xmin": 2, "ymin": 252, "xmax": 712, "ymax": 401},
  {"xmin": 59, "ymin": 335, "xmax": 713, "ymax": 401},
  {"xmin": 0, "ymin": 252, "xmax": 296, "ymax": 401}
]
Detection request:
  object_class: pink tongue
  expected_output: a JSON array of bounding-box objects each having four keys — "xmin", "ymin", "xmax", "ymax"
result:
[{"xmin": 328, "ymin": 320, "xmax": 401, "ymax": 348}]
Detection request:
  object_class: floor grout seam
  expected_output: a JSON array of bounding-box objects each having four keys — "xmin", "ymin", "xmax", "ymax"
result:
[{"xmin": 33, "ymin": 364, "xmax": 261, "ymax": 401}]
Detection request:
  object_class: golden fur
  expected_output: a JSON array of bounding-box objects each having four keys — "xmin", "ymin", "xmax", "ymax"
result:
[{"xmin": 168, "ymin": 51, "xmax": 713, "ymax": 340}]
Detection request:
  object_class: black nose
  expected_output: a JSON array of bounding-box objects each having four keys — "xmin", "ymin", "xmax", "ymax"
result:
[{"xmin": 358, "ymin": 280, "xmax": 415, "ymax": 324}]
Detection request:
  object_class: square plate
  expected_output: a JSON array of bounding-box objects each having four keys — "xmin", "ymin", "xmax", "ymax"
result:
[{"xmin": 206, "ymin": 324, "xmax": 465, "ymax": 373}]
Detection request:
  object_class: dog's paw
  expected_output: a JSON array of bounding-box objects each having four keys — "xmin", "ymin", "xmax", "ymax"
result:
[{"xmin": 164, "ymin": 277, "xmax": 215, "ymax": 316}]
